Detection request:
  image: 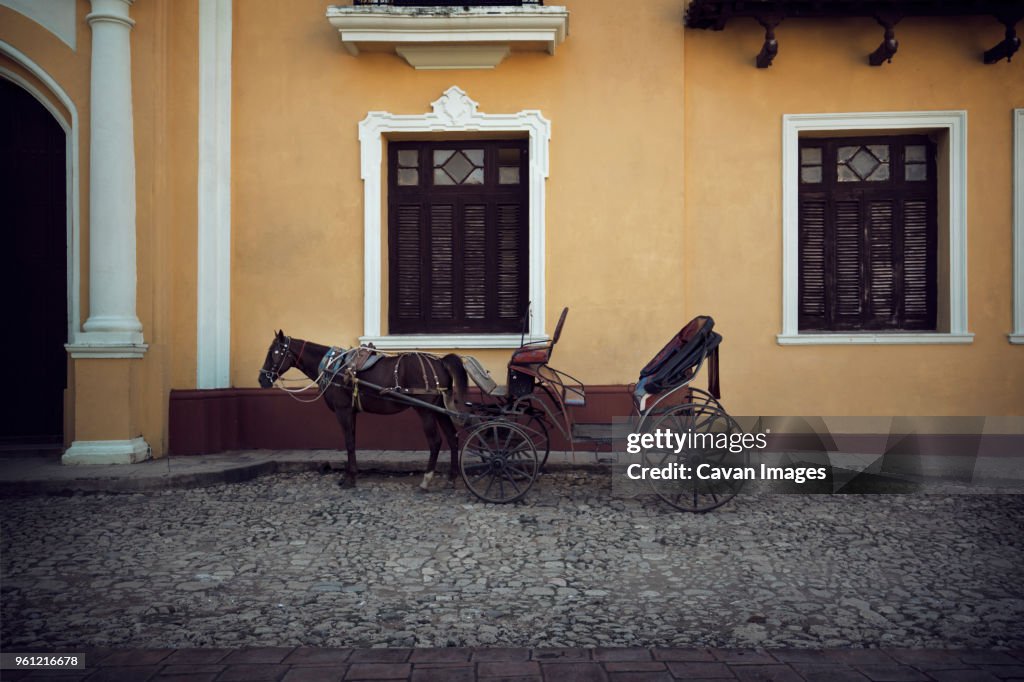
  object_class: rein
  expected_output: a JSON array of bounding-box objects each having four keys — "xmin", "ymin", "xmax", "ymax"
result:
[{"xmin": 263, "ymin": 336, "xmax": 331, "ymax": 403}]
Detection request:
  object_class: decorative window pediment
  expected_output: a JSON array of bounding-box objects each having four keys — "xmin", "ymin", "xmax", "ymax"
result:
[{"xmin": 326, "ymin": 3, "xmax": 569, "ymax": 70}]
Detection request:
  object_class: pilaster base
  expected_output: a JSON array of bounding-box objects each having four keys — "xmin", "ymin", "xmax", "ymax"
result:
[{"xmin": 62, "ymin": 436, "xmax": 151, "ymax": 465}]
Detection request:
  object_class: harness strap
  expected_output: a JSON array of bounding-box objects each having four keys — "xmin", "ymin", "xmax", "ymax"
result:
[{"xmin": 351, "ymin": 375, "xmax": 363, "ymax": 412}]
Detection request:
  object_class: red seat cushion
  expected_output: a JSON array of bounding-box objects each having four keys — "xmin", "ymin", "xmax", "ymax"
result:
[{"xmin": 510, "ymin": 347, "xmax": 550, "ymax": 365}]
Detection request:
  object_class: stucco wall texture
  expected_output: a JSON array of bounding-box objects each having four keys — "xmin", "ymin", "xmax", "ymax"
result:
[{"xmin": 1, "ymin": 0, "xmax": 1020, "ymax": 457}]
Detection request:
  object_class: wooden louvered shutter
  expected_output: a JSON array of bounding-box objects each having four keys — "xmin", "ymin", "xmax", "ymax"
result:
[
  {"xmin": 798, "ymin": 136, "xmax": 937, "ymax": 332},
  {"xmin": 833, "ymin": 199, "xmax": 863, "ymax": 325},
  {"xmin": 388, "ymin": 140, "xmax": 528, "ymax": 334},
  {"xmin": 429, "ymin": 204, "xmax": 455, "ymax": 321},
  {"xmin": 798, "ymin": 200, "xmax": 827, "ymax": 330},
  {"xmin": 394, "ymin": 205, "xmax": 423, "ymax": 323},
  {"xmin": 867, "ymin": 200, "xmax": 895, "ymax": 326},
  {"xmin": 900, "ymin": 198, "xmax": 936, "ymax": 329},
  {"xmin": 496, "ymin": 202, "xmax": 526, "ymax": 323},
  {"xmin": 462, "ymin": 203, "xmax": 488, "ymax": 322}
]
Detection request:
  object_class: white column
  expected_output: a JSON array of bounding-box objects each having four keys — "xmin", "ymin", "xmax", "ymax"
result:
[
  {"xmin": 197, "ymin": 0, "xmax": 232, "ymax": 387},
  {"xmin": 77, "ymin": 0, "xmax": 146, "ymax": 355},
  {"xmin": 62, "ymin": 0, "xmax": 150, "ymax": 464}
]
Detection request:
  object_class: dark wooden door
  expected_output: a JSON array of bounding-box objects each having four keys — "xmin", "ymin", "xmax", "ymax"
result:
[{"xmin": 0, "ymin": 78, "xmax": 67, "ymax": 444}]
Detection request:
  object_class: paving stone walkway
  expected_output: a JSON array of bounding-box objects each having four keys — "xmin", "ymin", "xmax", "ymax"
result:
[
  {"xmin": 2, "ymin": 462, "xmax": 1023, "ymax": 681},
  {"xmin": 3, "ymin": 646, "xmax": 1024, "ymax": 681}
]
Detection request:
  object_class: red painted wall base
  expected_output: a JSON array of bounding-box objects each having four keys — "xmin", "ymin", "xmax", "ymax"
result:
[{"xmin": 168, "ymin": 386, "xmax": 636, "ymax": 455}]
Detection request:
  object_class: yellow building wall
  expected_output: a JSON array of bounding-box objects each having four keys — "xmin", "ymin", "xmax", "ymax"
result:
[
  {"xmin": 684, "ymin": 17, "xmax": 1024, "ymax": 416},
  {"xmin": 130, "ymin": 0, "xmax": 201, "ymax": 456},
  {"xmin": 232, "ymin": 4, "xmax": 1022, "ymax": 417},
  {"xmin": 0, "ymin": 0, "xmax": 200, "ymax": 456},
  {"xmin": 3, "ymin": 1, "xmax": 1022, "ymax": 460},
  {"xmin": 230, "ymin": 0, "xmax": 688, "ymax": 389}
]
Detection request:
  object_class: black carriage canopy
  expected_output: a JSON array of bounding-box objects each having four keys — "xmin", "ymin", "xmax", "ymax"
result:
[{"xmin": 634, "ymin": 315, "xmax": 721, "ymax": 402}]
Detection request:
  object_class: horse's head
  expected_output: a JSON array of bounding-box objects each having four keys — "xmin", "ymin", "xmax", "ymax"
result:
[{"xmin": 259, "ymin": 330, "xmax": 295, "ymax": 388}]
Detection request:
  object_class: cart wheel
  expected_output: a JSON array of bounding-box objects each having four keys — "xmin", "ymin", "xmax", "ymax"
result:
[
  {"xmin": 460, "ymin": 421, "xmax": 539, "ymax": 503},
  {"xmin": 505, "ymin": 403, "xmax": 551, "ymax": 470},
  {"xmin": 527, "ymin": 415, "xmax": 551, "ymax": 470},
  {"xmin": 640, "ymin": 402, "xmax": 750, "ymax": 513}
]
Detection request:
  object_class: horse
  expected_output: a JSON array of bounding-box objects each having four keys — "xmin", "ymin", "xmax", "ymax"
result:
[{"xmin": 258, "ymin": 331, "xmax": 468, "ymax": 490}]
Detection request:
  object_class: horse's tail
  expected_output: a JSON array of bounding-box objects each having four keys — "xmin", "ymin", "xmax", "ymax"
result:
[{"xmin": 441, "ymin": 353, "xmax": 468, "ymax": 408}]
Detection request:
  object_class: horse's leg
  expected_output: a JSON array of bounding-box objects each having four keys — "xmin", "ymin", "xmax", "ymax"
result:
[
  {"xmin": 436, "ymin": 415, "xmax": 460, "ymax": 488},
  {"xmin": 418, "ymin": 409, "xmax": 442, "ymax": 492},
  {"xmin": 336, "ymin": 408, "xmax": 358, "ymax": 488}
]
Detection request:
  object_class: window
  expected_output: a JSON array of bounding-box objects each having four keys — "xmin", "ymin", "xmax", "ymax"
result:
[
  {"xmin": 779, "ymin": 111, "xmax": 971, "ymax": 345},
  {"xmin": 798, "ymin": 135, "xmax": 937, "ymax": 332},
  {"xmin": 359, "ymin": 87, "xmax": 550, "ymax": 349},
  {"xmin": 388, "ymin": 140, "xmax": 529, "ymax": 334}
]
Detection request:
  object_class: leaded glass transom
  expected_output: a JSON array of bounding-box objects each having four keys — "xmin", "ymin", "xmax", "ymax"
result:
[
  {"xmin": 433, "ymin": 149, "xmax": 485, "ymax": 186},
  {"xmin": 838, "ymin": 144, "xmax": 890, "ymax": 182}
]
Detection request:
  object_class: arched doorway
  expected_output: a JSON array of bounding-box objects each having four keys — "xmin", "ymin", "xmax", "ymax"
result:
[{"xmin": 0, "ymin": 77, "xmax": 67, "ymax": 448}]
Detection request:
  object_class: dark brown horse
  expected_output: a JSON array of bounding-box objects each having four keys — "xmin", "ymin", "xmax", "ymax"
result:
[{"xmin": 258, "ymin": 331, "xmax": 467, "ymax": 489}]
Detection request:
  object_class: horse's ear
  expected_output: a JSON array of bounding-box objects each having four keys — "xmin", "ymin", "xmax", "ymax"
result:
[{"xmin": 276, "ymin": 329, "xmax": 284, "ymax": 341}]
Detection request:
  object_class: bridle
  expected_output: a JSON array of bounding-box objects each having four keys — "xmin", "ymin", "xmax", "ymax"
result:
[{"xmin": 260, "ymin": 336, "xmax": 307, "ymax": 384}]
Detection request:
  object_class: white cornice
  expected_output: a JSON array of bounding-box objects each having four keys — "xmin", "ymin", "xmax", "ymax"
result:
[
  {"xmin": 66, "ymin": 341, "xmax": 149, "ymax": 358},
  {"xmin": 326, "ymin": 5, "xmax": 568, "ymax": 69},
  {"xmin": 361, "ymin": 334, "xmax": 548, "ymax": 350}
]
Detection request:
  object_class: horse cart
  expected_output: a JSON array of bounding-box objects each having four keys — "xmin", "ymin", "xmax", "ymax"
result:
[
  {"xmin": 454, "ymin": 309, "xmax": 751, "ymax": 512},
  {"xmin": 260, "ymin": 309, "xmax": 750, "ymax": 512}
]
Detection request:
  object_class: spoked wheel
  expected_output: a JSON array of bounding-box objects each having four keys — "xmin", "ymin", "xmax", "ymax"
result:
[
  {"xmin": 640, "ymin": 402, "xmax": 750, "ymax": 513},
  {"xmin": 526, "ymin": 415, "xmax": 550, "ymax": 470},
  {"xmin": 460, "ymin": 421, "xmax": 540, "ymax": 503},
  {"xmin": 504, "ymin": 399, "xmax": 551, "ymax": 470}
]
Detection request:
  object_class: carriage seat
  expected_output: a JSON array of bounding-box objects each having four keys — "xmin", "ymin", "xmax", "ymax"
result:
[
  {"xmin": 509, "ymin": 346, "xmax": 550, "ymax": 365},
  {"xmin": 462, "ymin": 356, "xmax": 507, "ymax": 397},
  {"xmin": 507, "ymin": 306, "xmax": 569, "ymax": 367}
]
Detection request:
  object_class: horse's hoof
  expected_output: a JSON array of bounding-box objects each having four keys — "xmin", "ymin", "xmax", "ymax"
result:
[
  {"xmin": 446, "ymin": 480, "xmax": 457, "ymax": 490},
  {"xmin": 417, "ymin": 485, "xmax": 430, "ymax": 494},
  {"xmin": 318, "ymin": 462, "xmax": 332, "ymax": 475},
  {"xmin": 338, "ymin": 477, "xmax": 356, "ymax": 489}
]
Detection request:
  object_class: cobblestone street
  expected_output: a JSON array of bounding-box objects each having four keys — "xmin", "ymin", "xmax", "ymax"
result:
[{"xmin": 2, "ymin": 470, "xmax": 1023, "ymax": 651}]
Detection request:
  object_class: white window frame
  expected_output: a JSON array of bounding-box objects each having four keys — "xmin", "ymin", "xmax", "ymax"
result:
[
  {"xmin": 1011, "ymin": 108, "xmax": 1024, "ymax": 344},
  {"xmin": 358, "ymin": 86, "xmax": 550, "ymax": 349},
  {"xmin": 778, "ymin": 110, "xmax": 973, "ymax": 345}
]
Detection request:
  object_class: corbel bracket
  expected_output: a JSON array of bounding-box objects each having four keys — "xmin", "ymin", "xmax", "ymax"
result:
[
  {"xmin": 983, "ymin": 14, "xmax": 1022, "ymax": 64},
  {"xmin": 868, "ymin": 14, "xmax": 901, "ymax": 66},
  {"xmin": 756, "ymin": 16, "xmax": 781, "ymax": 68}
]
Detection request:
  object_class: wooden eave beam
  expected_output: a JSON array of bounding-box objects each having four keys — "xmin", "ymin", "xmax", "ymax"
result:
[{"xmin": 684, "ymin": 0, "xmax": 1024, "ymax": 66}]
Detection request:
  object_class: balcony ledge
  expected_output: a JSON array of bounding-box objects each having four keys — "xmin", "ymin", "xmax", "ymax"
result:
[{"xmin": 326, "ymin": 5, "xmax": 569, "ymax": 69}]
